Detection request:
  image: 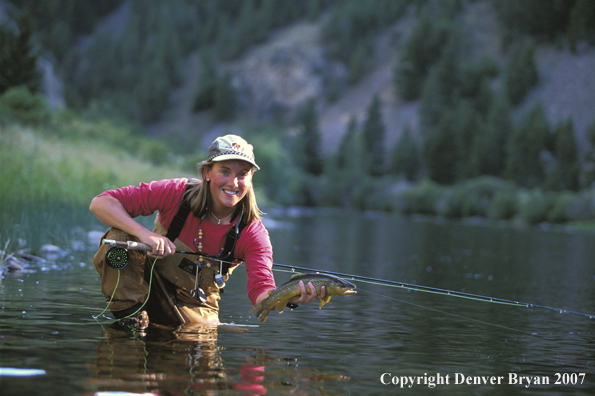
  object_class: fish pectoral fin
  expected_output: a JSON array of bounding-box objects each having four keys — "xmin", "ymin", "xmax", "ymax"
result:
[
  {"xmin": 275, "ymin": 300, "xmax": 289, "ymax": 313},
  {"xmin": 319, "ymin": 295, "xmax": 332, "ymax": 309}
]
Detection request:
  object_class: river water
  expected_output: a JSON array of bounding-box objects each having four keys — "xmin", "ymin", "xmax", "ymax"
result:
[{"xmin": 1, "ymin": 210, "xmax": 594, "ymax": 395}]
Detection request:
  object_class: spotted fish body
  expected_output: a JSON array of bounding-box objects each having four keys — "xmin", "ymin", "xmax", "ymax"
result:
[{"xmin": 249, "ymin": 273, "xmax": 357, "ymax": 322}]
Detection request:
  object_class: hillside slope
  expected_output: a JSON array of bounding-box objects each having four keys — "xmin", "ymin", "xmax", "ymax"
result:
[
  {"xmin": 15, "ymin": 0, "xmax": 593, "ymax": 157},
  {"xmin": 145, "ymin": 1, "xmax": 595, "ymax": 158}
]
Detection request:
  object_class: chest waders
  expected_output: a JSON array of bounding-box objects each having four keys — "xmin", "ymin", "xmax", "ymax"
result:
[{"xmin": 93, "ymin": 183, "xmax": 246, "ymax": 325}]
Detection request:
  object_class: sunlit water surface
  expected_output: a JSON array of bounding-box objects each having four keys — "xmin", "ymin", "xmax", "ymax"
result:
[{"xmin": 1, "ymin": 211, "xmax": 594, "ymax": 395}]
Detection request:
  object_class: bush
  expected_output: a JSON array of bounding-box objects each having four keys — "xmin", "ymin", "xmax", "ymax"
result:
[
  {"xmin": 438, "ymin": 177, "xmax": 515, "ymax": 218},
  {"xmin": 0, "ymin": 86, "xmax": 50, "ymax": 125},
  {"xmin": 518, "ymin": 189, "xmax": 557, "ymax": 224},
  {"xmin": 487, "ymin": 189, "xmax": 518, "ymax": 221},
  {"xmin": 350, "ymin": 176, "xmax": 394, "ymax": 212},
  {"xmin": 396, "ymin": 180, "xmax": 443, "ymax": 216},
  {"xmin": 462, "ymin": 177, "xmax": 510, "ymax": 217},
  {"xmin": 548, "ymin": 193, "xmax": 577, "ymax": 224},
  {"xmin": 439, "ymin": 186, "xmax": 464, "ymax": 218}
]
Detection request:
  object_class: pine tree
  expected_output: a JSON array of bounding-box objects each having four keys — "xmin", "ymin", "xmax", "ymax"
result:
[
  {"xmin": 474, "ymin": 76, "xmax": 493, "ymax": 118},
  {"xmin": 307, "ymin": 0, "xmax": 322, "ymax": 22},
  {"xmin": 419, "ymin": 31, "xmax": 462, "ymax": 129},
  {"xmin": 337, "ymin": 115, "xmax": 358, "ymax": 169},
  {"xmin": 424, "ymin": 111, "xmax": 459, "ymax": 185},
  {"xmin": 418, "ymin": 69, "xmax": 446, "ymax": 131},
  {"xmin": 362, "ymin": 94, "xmax": 386, "ymax": 177},
  {"xmin": 193, "ymin": 48, "xmax": 217, "ymax": 112},
  {"xmin": 390, "ymin": 125, "xmax": 420, "ymax": 181},
  {"xmin": 214, "ymin": 71, "xmax": 237, "ymax": 121},
  {"xmin": 215, "ymin": 14, "xmax": 233, "ymax": 60},
  {"xmin": 347, "ymin": 39, "xmax": 372, "ymax": 85},
  {"xmin": 454, "ymin": 101, "xmax": 482, "ymax": 180},
  {"xmin": 568, "ymin": 0, "xmax": 595, "ymax": 53},
  {"xmin": 547, "ymin": 118, "xmax": 579, "ymax": 191},
  {"xmin": 505, "ymin": 103, "xmax": 550, "ymax": 187},
  {"xmin": 504, "ymin": 40, "xmax": 539, "ymax": 106},
  {"xmin": 233, "ymin": 0, "xmax": 257, "ymax": 58},
  {"xmin": 480, "ymin": 93, "xmax": 513, "ymax": 177},
  {"xmin": 394, "ymin": 8, "xmax": 451, "ymax": 101},
  {"xmin": 495, "ymin": 0, "xmax": 574, "ymax": 45},
  {"xmin": 300, "ymin": 99, "xmax": 323, "ymax": 176},
  {"xmin": 581, "ymin": 119, "xmax": 595, "ymax": 188},
  {"xmin": 0, "ymin": 13, "xmax": 41, "ymax": 95},
  {"xmin": 256, "ymin": 0, "xmax": 274, "ymax": 42}
]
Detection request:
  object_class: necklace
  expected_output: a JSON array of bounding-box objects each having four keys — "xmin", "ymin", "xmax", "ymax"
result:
[
  {"xmin": 194, "ymin": 222, "xmax": 224, "ymax": 267},
  {"xmin": 210, "ymin": 211, "xmax": 232, "ymax": 225}
]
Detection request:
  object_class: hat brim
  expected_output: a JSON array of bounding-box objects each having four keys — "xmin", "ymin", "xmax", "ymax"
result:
[{"xmin": 199, "ymin": 154, "xmax": 260, "ymax": 170}]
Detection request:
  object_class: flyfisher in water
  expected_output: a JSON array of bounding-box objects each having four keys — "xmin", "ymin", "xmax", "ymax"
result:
[{"xmin": 90, "ymin": 135, "xmax": 328, "ymax": 328}]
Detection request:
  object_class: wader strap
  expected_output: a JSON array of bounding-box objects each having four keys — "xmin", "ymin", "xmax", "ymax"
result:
[
  {"xmin": 164, "ymin": 180, "xmax": 247, "ymax": 275},
  {"xmin": 219, "ymin": 206, "xmax": 247, "ymax": 275},
  {"xmin": 165, "ymin": 181, "xmax": 197, "ymax": 242}
]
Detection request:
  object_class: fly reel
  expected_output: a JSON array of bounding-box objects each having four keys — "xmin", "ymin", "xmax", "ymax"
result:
[{"xmin": 105, "ymin": 246, "xmax": 129, "ymax": 270}]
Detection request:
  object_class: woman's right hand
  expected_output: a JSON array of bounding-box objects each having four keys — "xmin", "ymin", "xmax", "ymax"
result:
[
  {"xmin": 90, "ymin": 195, "xmax": 176, "ymax": 257},
  {"xmin": 138, "ymin": 230, "xmax": 177, "ymax": 257}
]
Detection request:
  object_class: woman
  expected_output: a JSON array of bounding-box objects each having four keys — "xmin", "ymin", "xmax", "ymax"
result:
[{"xmin": 91, "ymin": 135, "xmax": 324, "ymax": 327}]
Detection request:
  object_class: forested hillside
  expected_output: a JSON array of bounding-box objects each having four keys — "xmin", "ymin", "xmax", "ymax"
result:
[{"xmin": 2, "ymin": 0, "xmax": 595, "ymax": 226}]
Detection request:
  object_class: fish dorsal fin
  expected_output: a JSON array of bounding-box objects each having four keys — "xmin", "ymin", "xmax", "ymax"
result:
[
  {"xmin": 288, "ymin": 273, "xmax": 305, "ymax": 281},
  {"xmin": 280, "ymin": 273, "xmax": 307, "ymax": 286}
]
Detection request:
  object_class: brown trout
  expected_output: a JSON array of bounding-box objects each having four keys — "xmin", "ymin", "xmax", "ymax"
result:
[{"xmin": 249, "ymin": 273, "xmax": 357, "ymax": 322}]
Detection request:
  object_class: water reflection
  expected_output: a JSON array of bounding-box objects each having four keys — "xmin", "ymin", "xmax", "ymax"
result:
[
  {"xmin": 84, "ymin": 323, "xmax": 349, "ymax": 395},
  {"xmin": 3, "ymin": 211, "xmax": 595, "ymax": 395}
]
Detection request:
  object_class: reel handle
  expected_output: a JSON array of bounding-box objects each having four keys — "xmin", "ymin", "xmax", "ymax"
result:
[{"xmin": 102, "ymin": 239, "xmax": 152, "ymax": 251}]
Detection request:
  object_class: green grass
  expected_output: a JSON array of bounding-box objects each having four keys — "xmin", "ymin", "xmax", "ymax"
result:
[
  {"xmin": 0, "ymin": 121, "xmax": 192, "ymax": 255},
  {"xmin": 1, "ymin": 123, "xmax": 188, "ymax": 202}
]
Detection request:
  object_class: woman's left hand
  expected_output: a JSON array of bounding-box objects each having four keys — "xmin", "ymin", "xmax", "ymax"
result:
[{"xmin": 288, "ymin": 280, "xmax": 326, "ymax": 304}]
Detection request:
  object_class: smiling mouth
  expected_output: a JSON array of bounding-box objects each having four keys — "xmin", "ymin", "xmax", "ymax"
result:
[{"xmin": 223, "ymin": 189, "xmax": 238, "ymax": 197}]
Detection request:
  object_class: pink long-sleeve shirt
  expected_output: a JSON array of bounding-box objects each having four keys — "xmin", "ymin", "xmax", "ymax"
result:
[{"xmin": 98, "ymin": 178, "xmax": 276, "ymax": 304}]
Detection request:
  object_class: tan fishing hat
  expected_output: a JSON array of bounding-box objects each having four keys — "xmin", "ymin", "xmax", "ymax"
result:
[{"xmin": 200, "ymin": 135, "xmax": 260, "ymax": 170}]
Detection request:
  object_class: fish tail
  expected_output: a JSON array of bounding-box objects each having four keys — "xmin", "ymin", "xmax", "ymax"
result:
[
  {"xmin": 248, "ymin": 302, "xmax": 260, "ymax": 315},
  {"xmin": 257, "ymin": 310, "xmax": 270, "ymax": 322},
  {"xmin": 249, "ymin": 302, "xmax": 270, "ymax": 323}
]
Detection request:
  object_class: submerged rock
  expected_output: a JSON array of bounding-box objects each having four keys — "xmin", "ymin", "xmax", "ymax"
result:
[
  {"xmin": 41, "ymin": 244, "xmax": 68, "ymax": 260},
  {"xmin": 0, "ymin": 254, "xmax": 25, "ymax": 274}
]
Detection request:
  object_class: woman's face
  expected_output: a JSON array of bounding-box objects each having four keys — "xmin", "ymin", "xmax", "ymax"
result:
[{"xmin": 204, "ymin": 160, "xmax": 254, "ymax": 213}]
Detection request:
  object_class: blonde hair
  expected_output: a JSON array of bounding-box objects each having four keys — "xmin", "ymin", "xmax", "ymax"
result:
[{"xmin": 185, "ymin": 162, "xmax": 263, "ymax": 225}]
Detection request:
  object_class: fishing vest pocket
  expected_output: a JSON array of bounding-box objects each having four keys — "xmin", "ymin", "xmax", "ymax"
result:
[
  {"xmin": 154, "ymin": 248, "xmax": 207, "ymax": 293},
  {"xmin": 152, "ymin": 218, "xmax": 222, "ymax": 297}
]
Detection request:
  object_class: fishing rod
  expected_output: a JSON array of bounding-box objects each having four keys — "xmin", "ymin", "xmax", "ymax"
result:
[
  {"xmin": 103, "ymin": 239, "xmax": 200, "ymax": 256},
  {"xmin": 102, "ymin": 239, "xmax": 595, "ymax": 319},
  {"xmin": 272, "ymin": 263, "xmax": 595, "ymax": 319}
]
